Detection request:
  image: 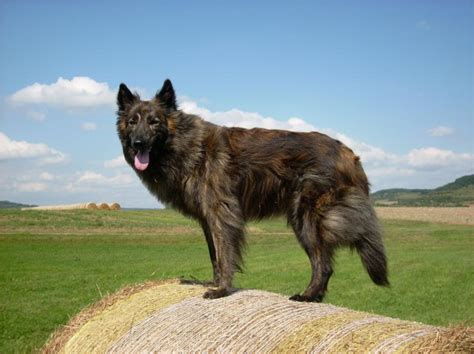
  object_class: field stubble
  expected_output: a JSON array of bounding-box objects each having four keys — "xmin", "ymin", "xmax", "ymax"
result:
[{"xmin": 375, "ymin": 206, "xmax": 474, "ymax": 225}]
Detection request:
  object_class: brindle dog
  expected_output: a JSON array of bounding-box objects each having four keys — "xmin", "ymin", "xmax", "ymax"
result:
[{"xmin": 116, "ymin": 79, "xmax": 389, "ymax": 301}]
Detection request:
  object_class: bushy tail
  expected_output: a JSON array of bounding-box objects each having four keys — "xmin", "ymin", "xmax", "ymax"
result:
[
  {"xmin": 355, "ymin": 237, "xmax": 389, "ymax": 286},
  {"xmin": 321, "ymin": 188, "xmax": 389, "ymax": 286}
]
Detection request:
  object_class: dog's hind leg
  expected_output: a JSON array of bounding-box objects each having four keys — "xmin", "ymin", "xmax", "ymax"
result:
[{"xmin": 289, "ymin": 193, "xmax": 335, "ymax": 302}]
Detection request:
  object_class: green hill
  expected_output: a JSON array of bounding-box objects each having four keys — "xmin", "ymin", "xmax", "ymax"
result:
[
  {"xmin": 0, "ymin": 200, "xmax": 37, "ymax": 209},
  {"xmin": 372, "ymin": 175, "xmax": 474, "ymax": 207}
]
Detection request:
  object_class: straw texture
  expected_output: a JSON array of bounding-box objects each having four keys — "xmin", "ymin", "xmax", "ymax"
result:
[
  {"xmin": 62, "ymin": 282, "xmax": 203, "ymax": 353},
  {"xmin": 108, "ymin": 289, "xmax": 345, "ymax": 353},
  {"xmin": 44, "ymin": 280, "xmax": 473, "ymax": 353}
]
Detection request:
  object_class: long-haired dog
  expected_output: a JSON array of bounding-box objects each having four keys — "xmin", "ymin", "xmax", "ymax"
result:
[{"xmin": 116, "ymin": 79, "xmax": 388, "ymax": 301}]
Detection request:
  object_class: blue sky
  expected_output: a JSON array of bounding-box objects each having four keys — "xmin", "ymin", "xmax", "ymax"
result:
[{"xmin": 0, "ymin": 0, "xmax": 473, "ymax": 208}]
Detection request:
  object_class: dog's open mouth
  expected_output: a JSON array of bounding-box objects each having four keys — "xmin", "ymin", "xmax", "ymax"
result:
[{"xmin": 134, "ymin": 150, "xmax": 150, "ymax": 171}]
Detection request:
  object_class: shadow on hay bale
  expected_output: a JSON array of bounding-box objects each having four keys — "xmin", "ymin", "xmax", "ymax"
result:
[{"xmin": 43, "ymin": 280, "xmax": 473, "ymax": 353}]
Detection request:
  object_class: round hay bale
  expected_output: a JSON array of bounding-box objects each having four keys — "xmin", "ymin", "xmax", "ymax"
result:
[
  {"xmin": 108, "ymin": 202, "xmax": 121, "ymax": 210},
  {"xmin": 43, "ymin": 280, "xmax": 473, "ymax": 353},
  {"xmin": 98, "ymin": 203, "xmax": 110, "ymax": 210},
  {"xmin": 85, "ymin": 202, "xmax": 98, "ymax": 210}
]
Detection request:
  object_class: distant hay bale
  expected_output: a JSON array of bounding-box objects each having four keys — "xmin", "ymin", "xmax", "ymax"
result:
[
  {"xmin": 43, "ymin": 281, "xmax": 473, "ymax": 353},
  {"xmin": 108, "ymin": 202, "xmax": 121, "ymax": 210},
  {"xmin": 98, "ymin": 203, "xmax": 110, "ymax": 210},
  {"xmin": 21, "ymin": 202, "xmax": 121, "ymax": 211},
  {"xmin": 22, "ymin": 203, "xmax": 98, "ymax": 211}
]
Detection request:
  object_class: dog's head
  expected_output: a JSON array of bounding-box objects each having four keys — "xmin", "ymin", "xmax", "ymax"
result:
[{"xmin": 116, "ymin": 79, "xmax": 176, "ymax": 171}]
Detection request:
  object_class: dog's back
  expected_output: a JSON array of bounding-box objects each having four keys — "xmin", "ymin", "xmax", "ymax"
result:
[{"xmin": 221, "ymin": 127, "xmax": 369, "ymax": 220}]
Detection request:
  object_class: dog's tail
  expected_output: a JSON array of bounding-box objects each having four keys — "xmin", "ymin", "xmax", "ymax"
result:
[{"xmin": 321, "ymin": 188, "xmax": 389, "ymax": 286}]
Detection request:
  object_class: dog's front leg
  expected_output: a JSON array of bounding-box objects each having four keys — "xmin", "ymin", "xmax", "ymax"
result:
[{"xmin": 202, "ymin": 200, "xmax": 245, "ymax": 299}]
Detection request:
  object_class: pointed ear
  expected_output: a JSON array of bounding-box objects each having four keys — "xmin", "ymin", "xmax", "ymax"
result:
[
  {"xmin": 117, "ymin": 83, "xmax": 138, "ymax": 111},
  {"xmin": 156, "ymin": 79, "xmax": 177, "ymax": 110}
]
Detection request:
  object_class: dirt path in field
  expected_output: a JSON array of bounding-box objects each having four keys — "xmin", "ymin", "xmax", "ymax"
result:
[{"xmin": 375, "ymin": 207, "xmax": 474, "ymax": 226}]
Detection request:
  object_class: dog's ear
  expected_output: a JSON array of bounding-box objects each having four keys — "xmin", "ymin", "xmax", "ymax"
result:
[
  {"xmin": 117, "ymin": 83, "xmax": 138, "ymax": 111},
  {"xmin": 156, "ymin": 79, "xmax": 177, "ymax": 110}
]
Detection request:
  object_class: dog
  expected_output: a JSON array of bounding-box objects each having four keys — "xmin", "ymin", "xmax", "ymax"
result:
[{"xmin": 116, "ymin": 79, "xmax": 389, "ymax": 301}]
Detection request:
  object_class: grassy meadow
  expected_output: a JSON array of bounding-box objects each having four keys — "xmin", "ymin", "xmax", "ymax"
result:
[{"xmin": 0, "ymin": 208, "xmax": 473, "ymax": 353}]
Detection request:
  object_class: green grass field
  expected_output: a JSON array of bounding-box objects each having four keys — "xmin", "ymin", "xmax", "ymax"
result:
[{"xmin": 0, "ymin": 209, "xmax": 473, "ymax": 353}]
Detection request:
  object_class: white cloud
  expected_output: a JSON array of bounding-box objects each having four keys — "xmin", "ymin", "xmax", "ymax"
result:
[
  {"xmin": 16, "ymin": 182, "xmax": 48, "ymax": 192},
  {"xmin": 76, "ymin": 171, "xmax": 134, "ymax": 187},
  {"xmin": 60, "ymin": 170, "xmax": 137, "ymax": 194},
  {"xmin": 8, "ymin": 76, "xmax": 115, "ymax": 110},
  {"xmin": 428, "ymin": 126, "xmax": 455, "ymax": 137},
  {"xmin": 77, "ymin": 171, "xmax": 107, "ymax": 184},
  {"xmin": 180, "ymin": 99, "xmax": 315, "ymax": 131},
  {"xmin": 81, "ymin": 122, "xmax": 97, "ymax": 131},
  {"xmin": 367, "ymin": 167, "xmax": 415, "ymax": 178},
  {"xmin": 0, "ymin": 131, "xmax": 67, "ymax": 164},
  {"xmin": 58, "ymin": 171, "xmax": 132, "ymax": 198},
  {"xmin": 1, "ymin": 165, "xmax": 137, "ymax": 200},
  {"xmin": 104, "ymin": 155, "xmax": 127, "ymax": 169},
  {"xmin": 407, "ymin": 147, "xmax": 474, "ymax": 168}
]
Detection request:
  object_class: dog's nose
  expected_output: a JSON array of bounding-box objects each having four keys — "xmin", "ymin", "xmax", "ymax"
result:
[{"xmin": 132, "ymin": 140, "xmax": 145, "ymax": 151}]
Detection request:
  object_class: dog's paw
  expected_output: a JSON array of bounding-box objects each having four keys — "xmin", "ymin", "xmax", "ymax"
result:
[
  {"xmin": 289, "ymin": 293, "xmax": 323, "ymax": 303},
  {"xmin": 203, "ymin": 287, "xmax": 229, "ymax": 299}
]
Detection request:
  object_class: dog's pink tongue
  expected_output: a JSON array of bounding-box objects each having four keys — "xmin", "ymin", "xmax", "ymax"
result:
[{"xmin": 134, "ymin": 151, "xmax": 150, "ymax": 171}]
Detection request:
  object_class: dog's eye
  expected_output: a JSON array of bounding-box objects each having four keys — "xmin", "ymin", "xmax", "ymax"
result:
[
  {"xmin": 128, "ymin": 117, "xmax": 138, "ymax": 125},
  {"xmin": 150, "ymin": 118, "xmax": 160, "ymax": 125}
]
